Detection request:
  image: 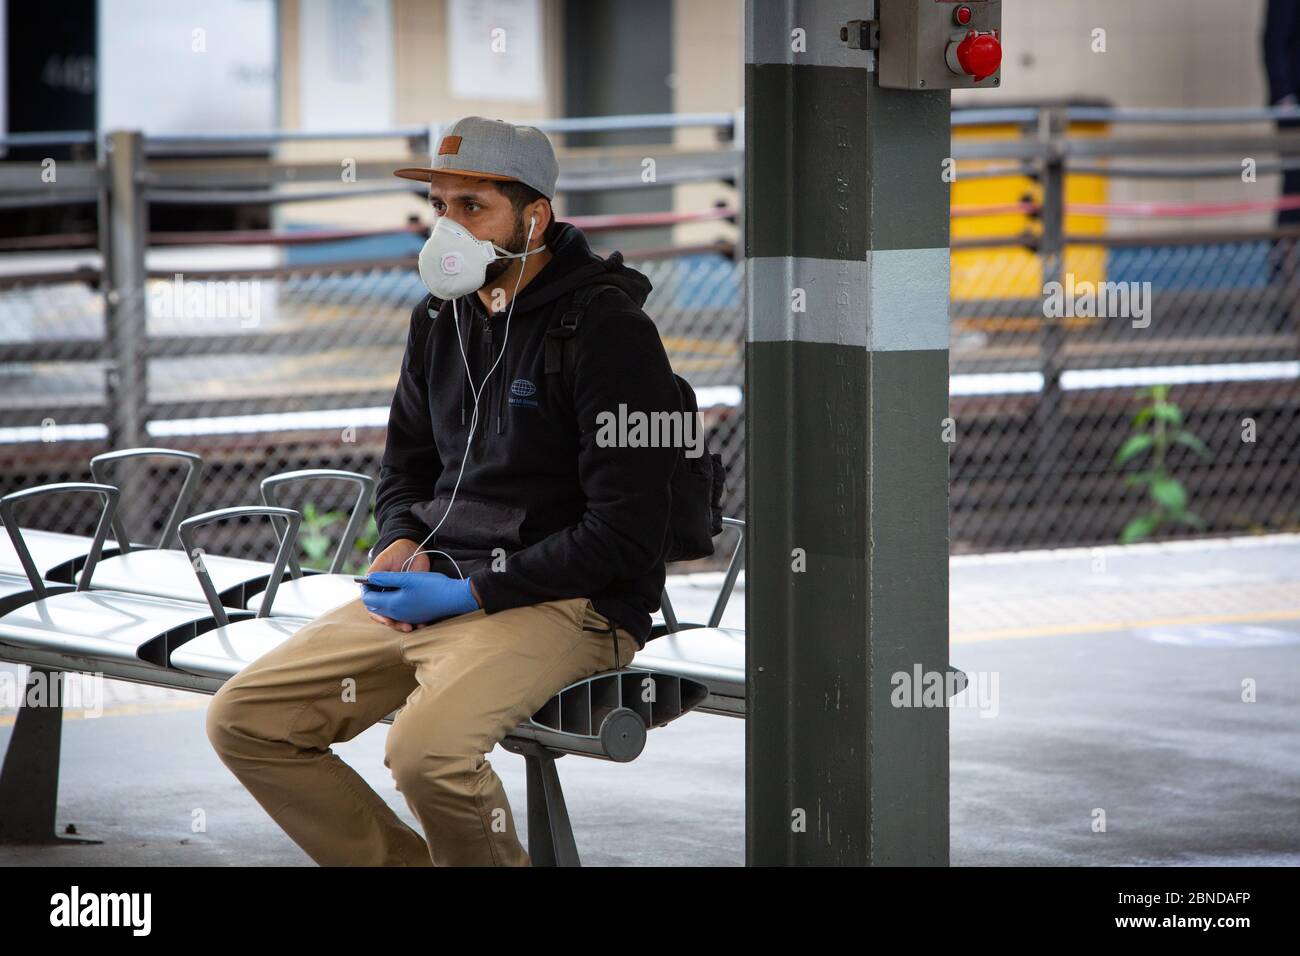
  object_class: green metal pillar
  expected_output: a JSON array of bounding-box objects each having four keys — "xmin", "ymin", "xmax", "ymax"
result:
[{"xmin": 745, "ymin": 0, "xmax": 952, "ymax": 865}]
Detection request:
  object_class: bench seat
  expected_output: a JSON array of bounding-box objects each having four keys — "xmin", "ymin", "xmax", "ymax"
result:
[
  {"xmin": 0, "ymin": 589, "xmax": 226, "ymax": 669},
  {"xmin": 244, "ymin": 572, "xmax": 359, "ymax": 619},
  {"xmin": 86, "ymin": 549, "xmax": 281, "ymax": 610},
  {"xmin": 0, "ymin": 528, "xmax": 124, "ymax": 584},
  {"xmin": 633, "ymin": 626, "xmax": 745, "ymax": 716},
  {"xmin": 167, "ymin": 615, "xmax": 312, "ymax": 679}
]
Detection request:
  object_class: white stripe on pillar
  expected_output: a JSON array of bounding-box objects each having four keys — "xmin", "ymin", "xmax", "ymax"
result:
[{"xmin": 747, "ymin": 248, "xmax": 950, "ymax": 351}]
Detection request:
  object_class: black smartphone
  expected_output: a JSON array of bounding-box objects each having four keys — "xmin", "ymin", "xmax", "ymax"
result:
[{"xmin": 354, "ymin": 575, "xmax": 399, "ymax": 592}]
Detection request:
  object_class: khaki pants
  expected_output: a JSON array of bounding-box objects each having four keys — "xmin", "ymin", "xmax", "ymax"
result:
[{"xmin": 205, "ymin": 594, "xmax": 639, "ymax": 866}]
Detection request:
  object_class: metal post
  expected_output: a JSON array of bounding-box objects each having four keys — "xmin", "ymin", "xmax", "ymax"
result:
[
  {"xmin": 102, "ymin": 130, "xmax": 150, "ymax": 544},
  {"xmin": 732, "ymin": 106, "xmax": 746, "ymax": 264},
  {"xmin": 1035, "ymin": 107, "xmax": 1067, "ymax": 468},
  {"xmin": 0, "ymin": 670, "xmax": 101, "ymax": 845},
  {"xmin": 745, "ymin": 0, "xmax": 951, "ymax": 865},
  {"xmin": 513, "ymin": 741, "xmax": 581, "ymax": 867}
]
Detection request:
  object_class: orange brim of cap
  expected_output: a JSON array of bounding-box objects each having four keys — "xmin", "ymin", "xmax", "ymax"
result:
[{"xmin": 393, "ymin": 166, "xmax": 517, "ymax": 183}]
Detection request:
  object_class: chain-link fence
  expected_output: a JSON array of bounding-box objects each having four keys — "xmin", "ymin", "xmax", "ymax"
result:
[
  {"xmin": 4, "ymin": 108, "xmax": 1300, "ymax": 572},
  {"xmin": 949, "ymin": 236, "xmax": 1300, "ymax": 551},
  {"xmin": 0, "ymin": 253, "xmax": 748, "ymax": 573},
  {"xmin": 4, "ymin": 238, "xmax": 1297, "ymax": 569}
]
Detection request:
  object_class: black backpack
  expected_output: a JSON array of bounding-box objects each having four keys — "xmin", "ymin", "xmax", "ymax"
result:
[{"xmin": 543, "ymin": 280, "xmax": 726, "ymax": 564}]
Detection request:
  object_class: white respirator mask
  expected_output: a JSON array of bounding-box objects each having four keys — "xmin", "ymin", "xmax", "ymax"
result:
[{"xmin": 417, "ymin": 215, "xmax": 546, "ymax": 300}]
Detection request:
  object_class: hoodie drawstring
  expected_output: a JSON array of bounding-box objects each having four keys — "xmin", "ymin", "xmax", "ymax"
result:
[
  {"xmin": 496, "ymin": 335, "xmax": 507, "ymax": 435},
  {"xmin": 458, "ymin": 305, "xmax": 467, "ymax": 425}
]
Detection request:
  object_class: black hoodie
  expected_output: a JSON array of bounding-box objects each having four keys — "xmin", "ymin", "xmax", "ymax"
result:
[{"xmin": 370, "ymin": 220, "xmax": 681, "ymax": 649}]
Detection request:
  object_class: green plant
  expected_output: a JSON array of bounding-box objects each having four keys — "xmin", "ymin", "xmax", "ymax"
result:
[
  {"xmin": 298, "ymin": 503, "xmax": 344, "ymax": 568},
  {"xmin": 1113, "ymin": 383, "xmax": 1211, "ymax": 544},
  {"xmin": 348, "ymin": 513, "xmax": 379, "ymax": 575},
  {"xmin": 295, "ymin": 505, "xmax": 380, "ymax": 575}
]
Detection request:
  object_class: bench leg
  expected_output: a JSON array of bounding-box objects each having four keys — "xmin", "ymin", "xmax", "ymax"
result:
[
  {"xmin": 0, "ymin": 668, "xmax": 101, "ymax": 845},
  {"xmin": 520, "ymin": 743, "xmax": 581, "ymax": 867}
]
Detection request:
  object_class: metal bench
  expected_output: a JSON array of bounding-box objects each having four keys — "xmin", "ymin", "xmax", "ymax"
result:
[
  {"xmin": 0, "ymin": 484, "xmax": 114, "ymax": 617},
  {"xmin": 0, "ymin": 482, "xmax": 246, "ymax": 847},
  {"xmin": 1, "ymin": 487, "xmax": 964, "ymax": 863},
  {"xmin": 242, "ymin": 468, "xmax": 377, "ymax": 618},
  {"xmin": 0, "ymin": 481, "xmax": 719, "ymax": 865},
  {"xmin": 654, "ymin": 515, "xmax": 747, "ymax": 639},
  {"xmin": 81, "ymin": 448, "xmax": 318, "ymax": 610},
  {"xmin": 0, "ymin": 449, "xmax": 153, "ymax": 585},
  {"xmin": 0, "ymin": 447, "xmax": 379, "ymax": 621}
]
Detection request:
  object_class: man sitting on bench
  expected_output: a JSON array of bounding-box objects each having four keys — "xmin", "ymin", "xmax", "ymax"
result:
[{"xmin": 205, "ymin": 116, "xmax": 681, "ymax": 866}]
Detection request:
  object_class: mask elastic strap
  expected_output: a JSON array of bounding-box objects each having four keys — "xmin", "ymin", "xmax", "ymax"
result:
[{"xmin": 493, "ymin": 241, "xmax": 546, "ymax": 260}]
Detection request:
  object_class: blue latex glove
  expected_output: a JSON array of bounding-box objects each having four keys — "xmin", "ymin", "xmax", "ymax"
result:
[{"xmin": 360, "ymin": 571, "xmax": 479, "ymax": 624}]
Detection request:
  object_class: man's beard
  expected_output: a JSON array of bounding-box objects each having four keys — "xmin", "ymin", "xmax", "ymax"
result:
[{"xmin": 483, "ymin": 214, "xmax": 529, "ymax": 285}]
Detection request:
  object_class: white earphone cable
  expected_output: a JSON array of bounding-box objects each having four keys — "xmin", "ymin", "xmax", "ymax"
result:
[{"xmin": 398, "ymin": 215, "xmax": 539, "ymax": 576}]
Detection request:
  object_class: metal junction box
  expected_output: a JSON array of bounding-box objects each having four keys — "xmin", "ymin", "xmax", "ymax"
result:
[{"xmin": 877, "ymin": 0, "xmax": 1002, "ymax": 90}]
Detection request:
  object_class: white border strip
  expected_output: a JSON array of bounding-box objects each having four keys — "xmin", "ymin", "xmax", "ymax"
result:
[
  {"xmin": 950, "ymin": 532, "xmax": 1300, "ymax": 566},
  {"xmin": 749, "ymin": 250, "xmax": 949, "ymax": 350}
]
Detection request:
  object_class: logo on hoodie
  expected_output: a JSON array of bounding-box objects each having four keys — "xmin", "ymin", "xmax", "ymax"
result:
[{"xmin": 509, "ymin": 378, "xmax": 538, "ymax": 408}]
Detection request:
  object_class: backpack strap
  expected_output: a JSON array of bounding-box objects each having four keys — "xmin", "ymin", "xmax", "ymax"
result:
[{"xmin": 544, "ymin": 281, "xmax": 625, "ymax": 389}]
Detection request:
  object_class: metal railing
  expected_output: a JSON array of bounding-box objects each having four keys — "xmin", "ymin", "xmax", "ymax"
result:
[{"xmin": 2, "ymin": 106, "xmax": 1299, "ymax": 562}]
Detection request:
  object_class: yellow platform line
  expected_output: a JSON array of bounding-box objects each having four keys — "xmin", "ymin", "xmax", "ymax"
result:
[
  {"xmin": 662, "ymin": 335, "xmax": 739, "ymax": 356},
  {"xmin": 0, "ymin": 696, "xmax": 208, "ymax": 727}
]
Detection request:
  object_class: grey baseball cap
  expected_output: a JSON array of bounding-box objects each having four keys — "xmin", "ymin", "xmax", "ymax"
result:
[{"xmin": 394, "ymin": 116, "xmax": 559, "ymax": 200}]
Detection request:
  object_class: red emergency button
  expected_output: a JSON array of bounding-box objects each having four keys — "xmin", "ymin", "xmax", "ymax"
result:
[
  {"xmin": 946, "ymin": 30, "xmax": 1001, "ymax": 82},
  {"xmin": 954, "ymin": 5, "xmax": 972, "ymax": 25}
]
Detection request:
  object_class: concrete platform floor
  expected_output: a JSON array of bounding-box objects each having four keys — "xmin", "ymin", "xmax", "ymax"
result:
[{"xmin": 2, "ymin": 533, "xmax": 1298, "ymax": 865}]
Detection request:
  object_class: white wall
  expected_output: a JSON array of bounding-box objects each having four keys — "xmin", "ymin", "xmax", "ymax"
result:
[
  {"xmin": 956, "ymin": 0, "xmax": 1270, "ymax": 109},
  {"xmin": 953, "ymin": 0, "xmax": 1277, "ymax": 233},
  {"xmin": 98, "ymin": 0, "xmax": 277, "ymax": 134}
]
